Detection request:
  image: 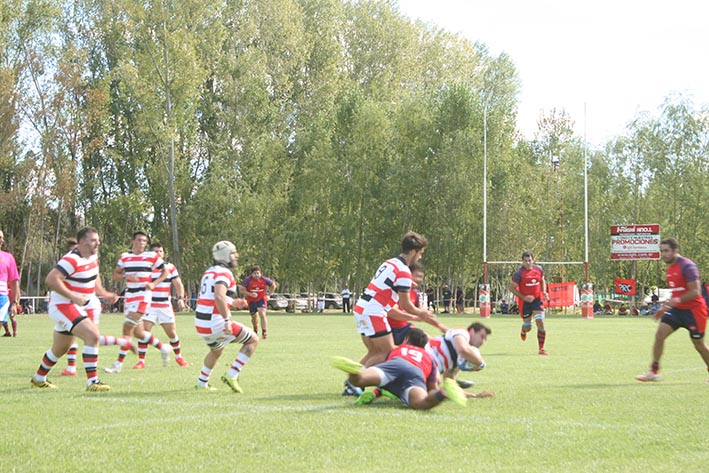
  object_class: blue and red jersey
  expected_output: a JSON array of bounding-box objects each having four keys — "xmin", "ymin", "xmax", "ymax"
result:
[
  {"xmin": 512, "ymin": 265, "xmax": 544, "ymax": 299},
  {"xmin": 241, "ymin": 275, "xmax": 274, "ymax": 303},
  {"xmin": 387, "ymin": 343, "xmax": 437, "ymax": 385},
  {"xmin": 666, "ymin": 257, "xmax": 706, "ymax": 311}
]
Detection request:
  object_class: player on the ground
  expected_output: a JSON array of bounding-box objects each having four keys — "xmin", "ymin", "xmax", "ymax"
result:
[
  {"xmin": 104, "ymin": 231, "xmax": 170, "ymax": 373},
  {"xmin": 30, "ymin": 227, "xmax": 117, "ymax": 392},
  {"xmin": 194, "ymin": 241, "xmax": 259, "ymax": 392},
  {"xmin": 0, "ymin": 229, "xmax": 20, "ymax": 337},
  {"xmin": 135, "ymin": 242, "xmax": 189, "ymax": 368},
  {"xmin": 636, "ymin": 238, "xmax": 709, "ymax": 383},
  {"xmin": 239, "ymin": 265, "xmax": 277, "ymax": 339},
  {"xmin": 509, "ymin": 251, "xmax": 549, "ymax": 355},
  {"xmin": 332, "ymin": 327, "xmax": 467, "ymax": 410}
]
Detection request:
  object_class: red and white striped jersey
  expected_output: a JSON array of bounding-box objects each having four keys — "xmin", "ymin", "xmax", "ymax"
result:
[
  {"xmin": 195, "ymin": 264, "xmax": 236, "ymax": 319},
  {"xmin": 118, "ymin": 250, "xmax": 164, "ymax": 297},
  {"xmin": 426, "ymin": 328, "xmax": 470, "ymax": 373},
  {"xmin": 354, "ymin": 256, "xmax": 413, "ymax": 316},
  {"xmin": 50, "ymin": 249, "xmax": 99, "ymax": 305},
  {"xmin": 150, "ymin": 262, "xmax": 179, "ymax": 308}
]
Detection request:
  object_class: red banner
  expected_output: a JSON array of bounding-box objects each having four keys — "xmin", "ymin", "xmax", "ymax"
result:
[
  {"xmin": 547, "ymin": 282, "xmax": 576, "ymax": 308},
  {"xmin": 614, "ymin": 278, "xmax": 636, "ymax": 295}
]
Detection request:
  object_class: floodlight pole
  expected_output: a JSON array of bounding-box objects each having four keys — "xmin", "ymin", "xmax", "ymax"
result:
[
  {"xmin": 483, "ymin": 95, "xmax": 488, "ymax": 285},
  {"xmin": 584, "ymin": 103, "xmax": 590, "ymax": 283}
]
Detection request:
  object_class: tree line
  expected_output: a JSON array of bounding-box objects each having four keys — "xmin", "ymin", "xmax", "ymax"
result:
[{"xmin": 1, "ymin": 0, "xmax": 707, "ymax": 301}]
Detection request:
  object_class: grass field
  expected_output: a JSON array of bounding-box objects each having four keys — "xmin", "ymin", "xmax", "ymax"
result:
[{"xmin": 1, "ymin": 311, "xmax": 708, "ymax": 472}]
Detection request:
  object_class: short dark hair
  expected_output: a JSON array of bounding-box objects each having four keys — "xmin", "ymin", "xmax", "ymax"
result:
[
  {"xmin": 522, "ymin": 251, "xmax": 534, "ymax": 259},
  {"xmin": 251, "ymin": 265, "xmax": 261, "ymax": 273},
  {"xmin": 150, "ymin": 241, "xmax": 163, "ymax": 251},
  {"xmin": 402, "ymin": 231, "xmax": 428, "ymax": 253},
  {"xmin": 660, "ymin": 238, "xmax": 679, "ymax": 250},
  {"xmin": 410, "ymin": 261, "xmax": 425, "ymax": 273},
  {"xmin": 404, "ymin": 327, "xmax": 429, "ymax": 348},
  {"xmin": 77, "ymin": 227, "xmax": 98, "ymax": 242},
  {"xmin": 467, "ymin": 321, "xmax": 492, "ymax": 335},
  {"xmin": 132, "ymin": 230, "xmax": 149, "ymax": 241}
]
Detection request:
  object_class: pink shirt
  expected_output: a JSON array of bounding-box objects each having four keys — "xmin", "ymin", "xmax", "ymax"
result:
[{"xmin": 0, "ymin": 250, "xmax": 20, "ymax": 295}]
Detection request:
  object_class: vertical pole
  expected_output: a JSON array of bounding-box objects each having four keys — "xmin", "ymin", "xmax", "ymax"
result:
[{"xmin": 584, "ymin": 103, "xmax": 589, "ymax": 276}]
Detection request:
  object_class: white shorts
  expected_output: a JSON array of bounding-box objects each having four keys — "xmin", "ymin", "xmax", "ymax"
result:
[
  {"xmin": 144, "ymin": 306, "xmax": 176, "ymax": 325},
  {"xmin": 197, "ymin": 319, "xmax": 254, "ymax": 351},
  {"xmin": 124, "ymin": 290, "xmax": 152, "ymax": 315},
  {"xmin": 49, "ymin": 302, "xmax": 90, "ymax": 333},
  {"xmin": 85, "ymin": 296, "xmax": 102, "ymax": 325},
  {"xmin": 354, "ymin": 312, "xmax": 391, "ymax": 337}
]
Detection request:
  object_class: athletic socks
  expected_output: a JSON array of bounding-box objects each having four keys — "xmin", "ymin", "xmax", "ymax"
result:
[
  {"xmin": 34, "ymin": 349, "xmax": 59, "ymax": 382},
  {"xmin": 227, "ymin": 353, "xmax": 251, "ymax": 378},
  {"xmin": 82, "ymin": 346, "xmax": 99, "ymax": 386},
  {"xmin": 197, "ymin": 365, "xmax": 212, "ymax": 387},
  {"xmin": 537, "ymin": 330, "xmax": 546, "ymax": 349}
]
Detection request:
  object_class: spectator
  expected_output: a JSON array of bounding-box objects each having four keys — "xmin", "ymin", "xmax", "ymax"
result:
[
  {"xmin": 618, "ymin": 304, "xmax": 629, "ymax": 316},
  {"xmin": 593, "ymin": 301, "xmax": 602, "ymax": 315},
  {"xmin": 425, "ymin": 287, "xmax": 436, "ymax": 313},
  {"xmin": 500, "ymin": 299, "xmax": 509, "ymax": 314},
  {"xmin": 455, "ymin": 288, "xmax": 464, "ymax": 314},
  {"xmin": 442, "ymin": 285, "xmax": 452, "ymax": 313},
  {"xmin": 341, "ymin": 286, "xmax": 351, "ymax": 313}
]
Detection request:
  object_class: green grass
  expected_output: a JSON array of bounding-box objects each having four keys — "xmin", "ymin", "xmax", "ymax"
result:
[{"xmin": 2, "ymin": 311, "xmax": 709, "ymax": 472}]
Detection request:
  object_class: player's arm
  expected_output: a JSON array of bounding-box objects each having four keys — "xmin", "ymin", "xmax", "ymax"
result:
[
  {"xmin": 112, "ymin": 265, "xmax": 125, "ymax": 282},
  {"xmin": 146, "ymin": 264, "xmax": 169, "ymax": 291},
  {"xmin": 668, "ymin": 279, "xmax": 702, "ymax": 307},
  {"xmin": 95, "ymin": 274, "xmax": 118, "ymax": 305},
  {"xmin": 541, "ymin": 274, "xmax": 549, "ymax": 300},
  {"xmin": 509, "ymin": 279, "xmax": 532, "ymax": 303},
  {"xmin": 10, "ymin": 278, "xmax": 20, "ymax": 315},
  {"xmin": 45, "ymin": 268, "xmax": 86, "ymax": 306},
  {"xmin": 454, "ymin": 335, "xmax": 485, "ymax": 371},
  {"xmin": 398, "ymin": 288, "xmax": 433, "ymax": 320},
  {"xmin": 267, "ymin": 279, "xmax": 277, "ymax": 296},
  {"xmin": 173, "ymin": 276, "xmax": 186, "ymax": 310},
  {"xmin": 214, "ymin": 282, "xmax": 232, "ymax": 328},
  {"xmin": 387, "ymin": 304, "xmax": 419, "ymax": 322}
]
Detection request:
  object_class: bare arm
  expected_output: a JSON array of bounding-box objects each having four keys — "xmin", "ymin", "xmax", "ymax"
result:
[
  {"xmin": 173, "ymin": 276, "xmax": 186, "ymax": 310},
  {"xmin": 10, "ymin": 279, "xmax": 20, "ymax": 315},
  {"xmin": 112, "ymin": 265, "xmax": 125, "ymax": 282},
  {"xmin": 95, "ymin": 275, "xmax": 118, "ymax": 305},
  {"xmin": 454, "ymin": 335, "xmax": 485, "ymax": 369},
  {"xmin": 668, "ymin": 280, "xmax": 702, "ymax": 307},
  {"xmin": 146, "ymin": 266, "xmax": 169, "ymax": 291},
  {"xmin": 509, "ymin": 280, "xmax": 533, "ymax": 303},
  {"xmin": 214, "ymin": 283, "xmax": 231, "ymax": 323},
  {"xmin": 45, "ymin": 268, "xmax": 86, "ymax": 306}
]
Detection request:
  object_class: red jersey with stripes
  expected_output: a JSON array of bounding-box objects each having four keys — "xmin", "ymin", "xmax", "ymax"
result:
[
  {"xmin": 0, "ymin": 250, "xmax": 19, "ymax": 295},
  {"xmin": 354, "ymin": 256, "xmax": 413, "ymax": 317},
  {"xmin": 150, "ymin": 262, "xmax": 180, "ymax": 309},
  {"xmin": 426, "ymin": 328, "xmax": 470, "ymax": 373},
  {"xmin": 667, "ymin": 256, "xmax": 707, "ymax": 311},
  {"xmin": 196, "ymin": 264, "xmax": 236, "ymax": 318},
  {"xmin": 389, "ymin": 286, "xmax": 419, "ymax": 329},
  {"xmin": 241, "ymin": 275, "xmax": 274, "ymax": 303},
  {"xmin": 512, "ymin": 265, "xmax": 544, "ymax": 299},
  {"xmin": 50, "ymin": 249, "xmax": 99, "ymax": 305},
  {"xmin": 387, "ymin": 343, "xmax": 437, "ymax": 384}
]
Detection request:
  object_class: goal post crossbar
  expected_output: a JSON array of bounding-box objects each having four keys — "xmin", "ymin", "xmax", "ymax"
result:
[{"xmin": 484, "ymin": 261, "xmax": 586, "ymax": 265}]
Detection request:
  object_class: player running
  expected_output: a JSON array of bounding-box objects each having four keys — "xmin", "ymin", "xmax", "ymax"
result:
[
  {"xmin": 194, "ymin": 241, "xmax": 259, "ymax": 392},
  {"xmin": 509, "ymin": 251, "xmax": 550, "ymax": 355},
  {"xmin": 635, "ymin": 238, "xmax": 709, "ymax": 383},
  {"xmin": 30, "ymin": 227, "xmax": 118, "ymax": 392}
]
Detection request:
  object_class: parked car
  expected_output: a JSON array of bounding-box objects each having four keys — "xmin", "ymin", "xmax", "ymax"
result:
[
  {"xmin": 276, "ymin": 293, "xmax": 308, "ymax": 313},
  {"xmin": 322, "ymin": 292, "xmax": 343, "ymax": 310},
  {"xmin": 267, "ymin": 293, "xmax": 289, "ymax": 311}
]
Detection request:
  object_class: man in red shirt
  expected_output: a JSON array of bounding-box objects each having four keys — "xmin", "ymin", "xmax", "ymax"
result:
[
  {"xmin": 239, "ymin": 265, "xmax": 277, "ymax": 339},
  {"xmin": 636, "ymin": 238, "xmax": 709, "ymax": 383},
  {"xmin": 509, "ymin": 251, "xmax": 549, "ymax": 355}
]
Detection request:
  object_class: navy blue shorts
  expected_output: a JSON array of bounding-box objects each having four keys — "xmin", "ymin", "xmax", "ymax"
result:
[
  {"xmin": 521, "ymin": 299, "xmax": 545, "ymax": 317},
  {"xmin": 391, "ymin": 323, "xmax": 413, "ymax": 345},
  {"xmin": 661, "ymin": 307, "xmax": 707, "ymax": 339},
  {"xmin": 375, "ymin": 358, "xmax": 426, "ymax": 405},
  {"xmin": 248, "ymin": 300, "xmax": 266, "ymax": 315}
]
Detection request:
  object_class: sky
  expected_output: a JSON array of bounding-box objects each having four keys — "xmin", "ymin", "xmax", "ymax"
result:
[{"xmin": 396, "ymin": 0, "xmax": 709, "ymax": 146}]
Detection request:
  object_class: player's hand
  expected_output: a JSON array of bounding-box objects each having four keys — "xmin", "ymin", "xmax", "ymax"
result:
[
  {"xmin": 653, "ymin": 306, "xmax": 666, "ymax": 322},
  {"xmin": 224, "ymin": 320, "xmax": 233, "ymax": 335},
  {"xmin": 104, "ymin": 292, "xmax": 119, "ymax": 305},
  {"xmin": 125, "ymin": 274, "xmax": 140, "ymax": 283},
  {"xmin": 71, "ymin": 294, "xmax": 87, "ymax": 307},
  {"xmin": 177, "ymin": 299, "xmax": 185, "ymax": 310}
]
